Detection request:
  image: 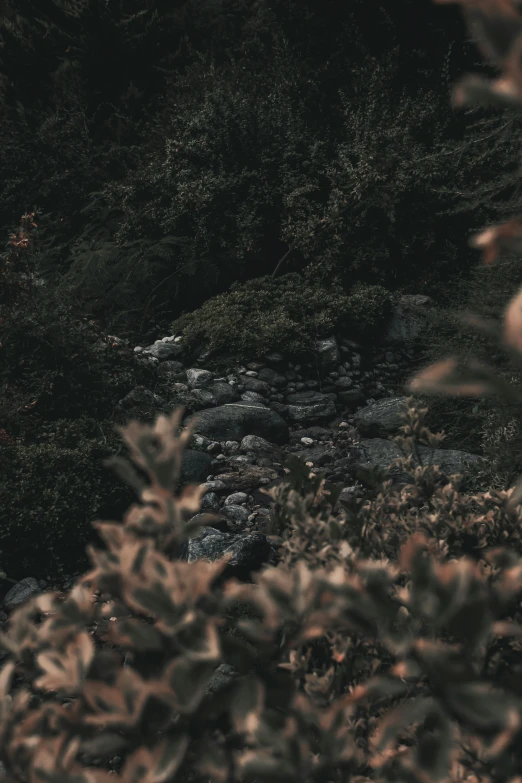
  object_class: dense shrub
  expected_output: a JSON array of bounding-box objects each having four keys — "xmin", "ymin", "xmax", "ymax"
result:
[
  {"xmin": 2, "ymin": 401, "xmax": 522, "ymax": 782},
  {"xmin": 169, "ymin": 272, "xmax": 397, "ymax": 368},
  {"xmin": 342, "ymin": 281, "xmax": 397, "ymax": 339},
  {"xmin": 0, "ymin": 216, "xmax": 157, "ymax": 438},
  {"xmin": 1, "ymin": 0, "xmax": 520, "ymax": 336},
  {"xmin": 61, "ymin": 4, "xmax": 519, "ymax": 331},
  {"xmin": 0, "ymin": 416, "xmax": 135, "ymax": 581}
]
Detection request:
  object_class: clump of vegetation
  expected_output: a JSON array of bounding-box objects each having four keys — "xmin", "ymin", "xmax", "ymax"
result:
[
  {"xmin": 0, "ymin": 416, "xmax": 135, "ymax": 581},
  {"xmin": 413, "ymin": 254, "xmax": 522, "ymax": 490},
  {"xmin": 0, "ymin": 212, "xmax": 157, "ymax": 441},
  {"xmin": 343, "ymin": 280, "xmax": 397, "ymax": 338},
  {"xmin": 170, "ymin": 272, "xmax": 397, "ymax": 367}
]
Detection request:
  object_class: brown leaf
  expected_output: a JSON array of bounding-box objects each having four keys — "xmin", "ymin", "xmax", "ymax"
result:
[
  {"xmin": 121, "ymin": 735, "xmax": 189, "ymax": 783},
  {"xmin": 504, "ymin": 286, "xmax": 522, "ymax": 353},
  {"xmin": 34, "ymin": 632, "xmax": 94, "ymax": 693},
  {"xmin": 470, "ymin": 216, "xmax": 522, "ymax": 266}
]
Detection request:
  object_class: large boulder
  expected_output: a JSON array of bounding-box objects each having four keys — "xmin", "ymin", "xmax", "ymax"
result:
[
  {"xmin": 353, "ymin": 396, "xmax": 410, "ymax": 438},
  {"xmin": 182, "ymin": 527, "xmax": 275, "ymax": 581},
  {"xmin": 183, "ymin": 402, "xmax": 289, "ymax": 445},
  {"xmin": 285, "ymin": 391, "xmax": 337, "ymax": 423},
  {"xmin": 350, "ymin": 438, "xmax": 485, "ymax": 486}
]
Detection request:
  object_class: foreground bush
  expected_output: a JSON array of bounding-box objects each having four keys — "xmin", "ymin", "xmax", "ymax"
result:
[{"xmin": 1, "ymin": 399, "xmax": 522, "ymax": 783}]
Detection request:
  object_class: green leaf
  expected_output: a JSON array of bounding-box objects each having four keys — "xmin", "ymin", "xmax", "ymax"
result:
[
  {"xmin": 129, "ymin": 583, "xmax": 178, "ymax": 627},
  {"xmin": 371, "ymin": 697, "xmax": 438, "ymax": 767},
  {"xmin": 413, "ymin": 709, "xmax": 453, "ymax": 783}
]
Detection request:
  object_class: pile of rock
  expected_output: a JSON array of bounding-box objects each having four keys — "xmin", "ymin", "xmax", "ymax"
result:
[{"xmin": 0, "ymin": 294, "xmax": 485, "ymax": 613}]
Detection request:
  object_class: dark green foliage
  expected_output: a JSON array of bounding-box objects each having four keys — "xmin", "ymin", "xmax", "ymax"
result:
[
  {"xmin": 4, "ymin": 401, "xmax": 522, "ymax": 782},
  {"xmin": 341, "ymin": 282, "xmax": 397, "ymax": 340},
  {"xmin": 169, "ymin": 273, "xmax": 397, "ymax": 368},
  {"xmin": 414, "ymin": 255, "xmax": 522, "ymax": 491},
  {"xmin": 0, "ymin": 416, "xmax": 134, "ymax": 581},
  {"xmin": 89, "ymin": 34, "xmax": 475, "ymax": 315},
  {"xmin": 0, "ymin": 0, "xmax": 519, "ymax": 338},
  {"xmin": 0, "ymin": 242, "xmax": 157, "ymax": 437}
]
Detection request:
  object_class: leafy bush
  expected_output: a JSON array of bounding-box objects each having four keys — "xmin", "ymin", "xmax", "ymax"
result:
[
  {"xmin": 0, "ymin": 212, "xmax": 157, "ymax": 437},
  {"xmin": 342, "ymin": 281, "xmax": 397, "ymax": 339},
  {"xmin": 0, "ymin": 416, "xmax": 135, "ymax": 581},
  {"xmin": 2, "ymin": 400, "xmax": 522, "ymax": 782},
  {"xmin": 73, "ymin": 8, "xmax": 511, "ymax": 326},
  {"xmin": 169, "ymin": 272, "xmax": 397, "ymax": 367},
  {"xmin": 2, "ymin": 0, "xmax": 520, "ymax": 335}
]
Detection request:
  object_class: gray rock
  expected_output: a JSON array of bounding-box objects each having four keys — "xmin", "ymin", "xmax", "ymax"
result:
[
  {"xmin": 350, "ymin": 438, "xmax": 485, "ymax": 486},
  {"xmin": 118, "ymin": 386, "xmax": 166, "ymax": 410},
  {"xmin": 240, "ymin": 434, "xmax": 285, "ymax": 460},
  {"xmin": 185, "ymin": 527, "xmax": 273, "ymax": 579},
  {"xmin": 257, "ymin": 368, "xmax": 287, "ymax": 388},
  {"xmin": 298, "ymin": 445, "xmax": 338, "ymax": 467},
  {"xmin": 338, "ymin": 388, "xmax": 366, "ymax": 405},
  {"xmin": 224, "ymin": 492, "xmax": 249, "ymax": 505},
  {"xmin": 353, "ymin": 396, "xmax": 409, "ymax": 437},
  {"xmin": 220, "ymin": 504, "xmax": 250, "ymax": 527},
  {"xmin": 211, "ymin": 465, "xmax": 279, "ymax": 492},
  {"xmin": 241, "ymin": 390, "xmax": 267, "ymax": 404},
  {"xmin": 334, "ymin": 376, "xmax": 354, "ymax": 389},
  {"xmin": 178, "ymin": 449, "xmax": 214, "ymax": 488},
  {"xmin": 286, "ymin": 391, "xmax": 337, "ymax": 423},
  {"xmin": 200, "ymin": 492, "xmax": 221, "ymax": 512},
  {"xmin": 313, "ymin": 336, "xmax": 340, "ymax": 367},
  {"xmin": 143, "ymin": 341, "xmax": 183, "ymax": 360},
  {"xmin": 210, "ymin": 382, "xmax": 240, "ymax": 405},
  {"xmin": 186, "ymin": 368, "xmax": 214, "ymax": 389},
  {"xmin": 240, "ymin": 376, "xmax": 272, "ymax": 396},
  {"xmin": 184, "ymin": 402, "xmax": 289, "ymax": 445},
  {"xmin": 4, "ymin": 577, "xmax": 41, "ymax": 610}
]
